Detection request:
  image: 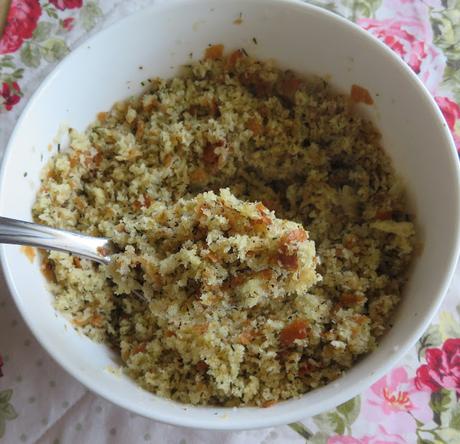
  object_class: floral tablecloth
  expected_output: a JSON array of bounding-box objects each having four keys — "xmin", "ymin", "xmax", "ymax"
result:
[{"xmin": 1, "ymin": 0, "xmax": 460, "ymax": 443}]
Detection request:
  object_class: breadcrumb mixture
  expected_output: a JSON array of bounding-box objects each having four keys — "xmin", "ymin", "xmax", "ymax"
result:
[{"xmin": 32, "ymin": 47, "xmax": 415, "ymax": 406}]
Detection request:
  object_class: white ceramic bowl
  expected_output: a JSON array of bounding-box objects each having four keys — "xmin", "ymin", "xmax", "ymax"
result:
[{"xmin": 1, "ymin": 0, "xmax": 459, "ymax": 430}]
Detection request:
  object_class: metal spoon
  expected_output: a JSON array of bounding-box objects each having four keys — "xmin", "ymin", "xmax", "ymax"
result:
[
  {"xmin": 0, "ymin": 216, "xmax": 114, "ymax": 264},
  {"xmin": 0, "ymin": 216, "xmax": 146, "ymax": 300}
]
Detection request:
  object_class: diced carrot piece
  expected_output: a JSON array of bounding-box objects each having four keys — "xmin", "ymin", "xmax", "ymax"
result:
[
  {"xmin": 202, "ymin": 144, "xmax": 219, "ymax": 166},
  {"xmin": 247, "ymin": 117, "xmax": 263, "ymax": 135},
  {"xmin": 196, "ymin": 360, "xmax": 209, "ymax": 373},
  {"xmin": 72, "ymin": 317, "xmax": 87, "ymax": 327},
  {"xmin": 206, "ymin": 252, "xmax": 219, "ymax": 263},
  {"xmin": 204, "ymin": 44, "xmax": 224, "ymax": 60},
  {"xmin": 163, "ymin": 153, "xmax": 173, "ymax": 167},
  {"xmin": 131, "ymin": 194, "xmax": 152, "ymax": 211},
  {"xmin": 209, "ymin": 98, "xmax": 219, "ymax": 117},
  {"xmin": 278, "ymin": 77, "xmax": 302, "ymax": 102},
  {"xmin": 298, "ymin": 363, "xmax": 311, "ymax": 377},
  {"xmin": 69, "ymin": 155, "xmax": 79, "ymax": 168},
  {"xmin": 262, "ymin": 400, "xmax": 277, "ymax": 408},
  {"xmin": 279, "ymin": 319, "xmax": 309, "ymax": 347},
  {"xmin": 254, "ymin": 79, "xmax": 272, "ymax": 98},
  {"xmin": 343, "ymin": 234, "xmax": 357, "ymax": 249},
  {"xmin": 136, "ymin": 120, "xmax": 145, "ymax": 140},
  {"xmin": 97, "ymin": 112, "xmax": 107, "ymax": 122},
  {"xmin": 93, "ymin": 151, "xmax": 103, "ymax": 167},
  {"xmin": 190, "ymin": 168, "xmax": 208, "ymax": 183},
  {"xmin": 339, "ymin": 293, "xmax": 364, "ymax": 307},
  {"xmin": 255, "ymin": 203, "xmax": 271, "ymax": 224},
  {"xmin": 192, "ymin": 323, "xmax": 209, "ymax": 334},
  {"xmin": 258, "ymin": 269, "xmax": 272, "ymax": 280},
  {"xmin": 90, "ymin": 313, "xmax": 103, "ymax": 327},
  {"xmin": 375, "ymin": 210, "xmax": 392, "ymax": 220},
  {"xmin": 354, "ymin": 314, "xmax": 367, "ymax": 325},
  {"xmin": 131, "ymin": 342, "xmax": 147, "ymax": 355},
  {"xmin": 226, "ymin": 49, "xmax": 244, "ymax": 69},
  {"xmin": 21, "ymin": 246, "xmax": 36, "ymax": 263},
  {"xmin": 227, "ymin": 274, "xmax": 247, "ymax": 288},
  {"xmin": 41, "ymin": 258, "xmax": 55, "ymax": 282},
  {"xmin": 285, "ymin": 77, "xmax": 302, "ymax": 92},
  {"xmin": 73, "ymin": 257, "xmax": 81, "ymax": 268},
  {"xmin": 193, "ymin": 226, "xmax": 208, "ymax": 242},
  {"xmin": 238, "ymin": 329, "xmax": 255, "ymax": 345},
  {"xmin": 277, "ymin": 228, "xmax": 308, "ymax": 270},
  {"xmin": 282, "ymin": 228, "xmax": 308, "ymax": 244},
  {"xmin": 350, "ymin": 84, "xmax": 374, "ymax": 105},
  {"xmin": 143, "ymin": 98, "xmax": 161, "ymax": 113},
  {"xmin": 277, "ymin": 252, "xmax": 298, "ymax": 270},
  {"xmin": 143, "ymin": 194, "xmax": 153, "ymax": 208},
  {"xmin": 250, "ymin": 219, "xmax": 267, "ymax": 235},
  {"xmin": 47, "ymin": 169, "xmax": 57, "ymax": 180}
]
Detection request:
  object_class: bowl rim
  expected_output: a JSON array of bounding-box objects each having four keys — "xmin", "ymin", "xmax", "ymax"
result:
[{"xmin": 1, "ymin": 0, "xmax": 460, "ymax": 430}]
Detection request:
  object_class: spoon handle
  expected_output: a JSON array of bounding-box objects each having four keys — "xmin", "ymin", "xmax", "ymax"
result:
[{"xmin": 0, "ymin": 216, "xmax": 112, "ymax": 264}]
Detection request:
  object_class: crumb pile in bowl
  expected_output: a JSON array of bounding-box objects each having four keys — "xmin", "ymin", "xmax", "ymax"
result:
[
  {"xmin": 108, "ymin": 188, "xmax": 319, "ymax": 404},
  {"xmin": 32, "ymin": 46, "xmax": 415, "ymax": 406}
]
